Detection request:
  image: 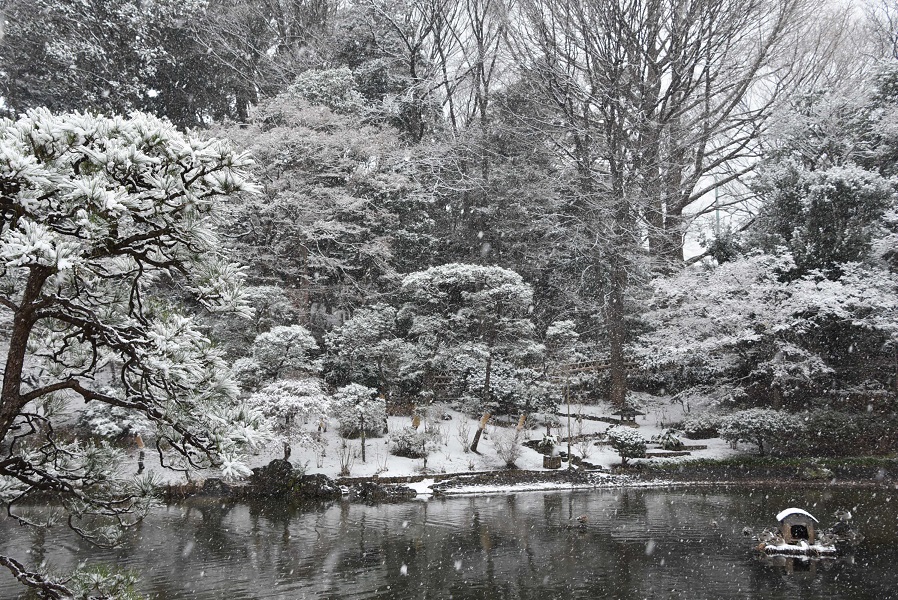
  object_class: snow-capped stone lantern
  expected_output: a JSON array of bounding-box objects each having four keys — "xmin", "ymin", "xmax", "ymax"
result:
[{"xmin": 776, "ymin": 508, "xmax": 818, "ymax": 544}]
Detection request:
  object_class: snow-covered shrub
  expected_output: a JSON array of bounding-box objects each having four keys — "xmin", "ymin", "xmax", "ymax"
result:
[
  {"xmin": 449, "ymin": 350, "xmax": 528, "ymax": 417},
  {"xmin": 390, "ymin": 426, "xmax": 439, "ymax": 459},
  {"xmin": 79, "ymin": 403, "xmax": 153, "ymax": 440},
  {"xmin": 246, "ymin": 378, "xmax": 330, "ymax": 456},
  {"xmin": 537, "ymin": 434, "xmax": 558, "ymax": 455},
  {"xmin": 638, "ymin": 248, "xmax": 898, "ymax": 408},
  {"xmin": 492, "ymin": 428, "xmax": 525, "ymax": 468},
  {"xmin": 322, "ymin": 303, "xmax": 417, "ymax": 395},
  {"xmin": 651, "ymin": 429, "xmax": 685, "ymax": 451},
  {"xmin": 779, "ymin": 410, "xmax": 898, "ymax": 457},
  {"xmin": 718, "ymin": 408, "xmax": 801, "ymax": 456},
  {"xmin": 252, "ymin": 325, "xmax": 319, "ymax": 381},
  {"xmin": 680, "ymin": 413, "xmax": 721, "ymax": 439},
  {"xmin": 243, "ymin": 285, "xmax": 301, "ymax": 334},
  {"xmin": 233, "ymin": 357, "xmax": 263, "ymax": 392},
  {"xmin": 288, "ymin": 66, "xmax": 364, "ymax": 113},
  {"xmin": 207, "ymin": 285, "xmax": 300, "ymax": 356},
  {"xmin": 330, "ymin": 383, "xmax": 386, "ymax": 438},
  {"xmin": 606, "ymin": 426, "xmax": 647, "ymax": 466}
]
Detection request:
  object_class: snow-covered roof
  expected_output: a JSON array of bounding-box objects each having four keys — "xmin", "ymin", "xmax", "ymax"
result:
[{"xmin": 776, "ymin": 508, "xmax": 818, "ymax": 523}]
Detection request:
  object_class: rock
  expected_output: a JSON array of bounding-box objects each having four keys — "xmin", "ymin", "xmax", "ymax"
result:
[
  {"xmin": 350, "ymin": 481, "xmax": 417, "ymax": 502},
  {"xmin": 249, "ymin": 460, "xmax": 341, "ymax": 501},
  {"xmin": 250, "ymin": 459, "xmax": 295, "ymax": 497},
  {"xmin": 197, "ymin": 478, "xmax": 233, "ymax": 497},
  {"xmin": 293, "ymin": 474, "xmax": 342, "ymax": 500}
]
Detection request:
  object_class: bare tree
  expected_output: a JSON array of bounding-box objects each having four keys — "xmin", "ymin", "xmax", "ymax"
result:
[
  {"xmin": 865, "ymin": 0, "xmax": 898, "ymax": 60},
  {"xmin": 189, "ymin": 0, "xmax": 336, "ymax": 120},
  {"xmin": 511, "ymin": 0, "xmax": 841, "ymax": 405}
]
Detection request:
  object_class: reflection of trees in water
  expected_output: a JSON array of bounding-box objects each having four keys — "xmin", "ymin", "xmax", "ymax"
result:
[{"xmin": 3, "ymin": 489, "xmax": 898, "ymax": 599}]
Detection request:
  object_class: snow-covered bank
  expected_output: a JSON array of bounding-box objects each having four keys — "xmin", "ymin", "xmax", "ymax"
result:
[{"xmin": 133, "ymin": 396, "xmax": 742, "ymax": 488}]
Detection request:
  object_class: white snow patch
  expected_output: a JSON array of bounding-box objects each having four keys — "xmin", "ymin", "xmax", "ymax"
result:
[
  {"xmin": 407, "ymin": 478, "xmax": 435, "ymax": 499},
  {"xmin": 775, "ymin": 507, "xmax": 818, "ymax": 522}
]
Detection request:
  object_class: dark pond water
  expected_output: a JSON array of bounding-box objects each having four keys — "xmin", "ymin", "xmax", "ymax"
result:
[{"xmin": 1, "ymin": 486, "xmax": 896, "ymax": 599}]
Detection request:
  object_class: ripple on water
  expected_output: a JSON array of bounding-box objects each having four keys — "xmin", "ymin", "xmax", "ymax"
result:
[{"xmin": 1, "ymin": 488, "xmax": 897, "ymax": 599}]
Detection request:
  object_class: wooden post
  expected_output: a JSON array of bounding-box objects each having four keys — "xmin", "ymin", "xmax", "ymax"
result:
[
  {"xmin": 135, "ymin": 433, "xmax": 145, "ymax": 475},
  {"xmin": 360, "ymin": 414, "xmax": 366, "ymax": 464},
  {"xmin": 566, "ymin": 375, "xmax": 571, "ymax": 469},
  {"xmin": 470, "ymin": 412, "xmax": 491, "ymax": 453}
]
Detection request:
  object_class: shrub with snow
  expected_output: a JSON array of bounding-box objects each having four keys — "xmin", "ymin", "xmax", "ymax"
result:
[
  {"xmin": 252, "ymin": 325, "xmax": 319, "ymax": 381},
  {"xmin": 247, "ymin": 378, "xmax": 329, "ymax": 432},
  {"xmin": 390, "ymin": 426, "xmax": 440, "ymax": 459},
  {"xmin": 680, "ymin": 413, "xmax": 721, "ymax": 439},
  {"xmin": 492, "ymin": 428, "xmax": 525, "ymax": 468},
  {"xmin": 330, "ymin": 383, "xmax": 386, "ymax": 438},
  {"xmin": 606, "ymin": 426, "xmax": 647, "ymax": 465},
  {"xmin": 537, "ymin": 434, "xmax": 557, "ymax": 455},
  {"xmin": 651, "ymin": 429, "xmax": 685, "ymax": 451},
  {"xmin": 233, "ymin": 357, "xmax": 264, "ymax": 391},
  {"xmin": 718, "ymin": 408, "xmax": 801, "ymax": 455}
]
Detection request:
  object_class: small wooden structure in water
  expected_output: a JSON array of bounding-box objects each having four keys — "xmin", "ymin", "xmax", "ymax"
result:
[
  {"xmin": 776, "ymin": 508, "xmax": 817, "ymax": 544},
  {"xmin": 756, "ymin": 507, "xmax": 862, "ymax": 558}
]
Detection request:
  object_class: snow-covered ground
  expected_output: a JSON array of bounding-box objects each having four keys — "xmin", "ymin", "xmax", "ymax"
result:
[{"xmin": 117, "ymin": 394, "xmax": 742, "ymax": 485}]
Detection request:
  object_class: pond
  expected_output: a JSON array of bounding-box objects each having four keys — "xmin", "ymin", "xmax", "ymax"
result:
[{"xmin": 1, "ymin": 486, "xmax": 896, "ymax": 599}]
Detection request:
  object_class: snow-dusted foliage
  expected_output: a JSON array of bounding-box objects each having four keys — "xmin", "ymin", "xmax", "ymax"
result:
[
  {"xmin": 447, "ymin": 348, "xmax": 530, "ymax": 415},
  {"xmin": 215, "ymin": 88, "xmax": 431, "ymax": 332},
  {"xmin": 251, "ymin": 324, "xmax": 319, "ymax": 381},
  {"xmin": 718, "ymin": 408, "xmax": 800, "ymax": 456},
  {"xmin": 0, "ymin": 0, "xmax": 208, "ymax": 120},
  {"xmin": 606, "ymin": 426, "xmax": 647, "ymax": 465},
  {"xmin": 248, "ymin": 378, "xmax": 330, "ymax": 429},
  {"xmin": 651, "ymin": 429, "xmax": 684, "ymax": 451},
  {"xmin": 79, "ymin": 402, "xmax": 153, "ymax": 440},
  {"xmin": 242, "ymin": 285, "xmax": 302, "ymax": 333},
  {"xmin": 288, "ymin": 66, "xmax": 365, "ymax": 114},
  {"xmin": 537, "ymin": 434, "xmax": 558, "ymax": 455},
  {"xmin": 211, "ymin": 284, "xmax": 301, "ymax": 355},
  {"xmin": 330, "ymin": 383, "xmax": 386, "ymax": 438},
  {"xmin": 752, "ymin": 162, "xmax": 894, "ymax": 273},
  {"xmin": 0, "ymin": 111, "xmax": 269, "ymax": 541},
  {"xmin": 323, "ymin": 303, "xmax": 418, "ymax": 396},
  {"xmin": 679, "ymin": 412, "xmax": 721, "ymax": 440},
  {"xmin": 389, "ymin": 426, "xmax": 440, "ymax": 459},
  {"xmin": 545, "ymin": 320, "xmax": 585, "ymax": 364},
  {"xmin": 638, "ymin": 250, "xmax": 898, "ymax": 405},
  {"xmin": 247, "ymin": 378, "xmax": 329, "ymax": 454},
  {"xmin": 400, "ymin": 263, "xmax": 540, "ymax": 417}
]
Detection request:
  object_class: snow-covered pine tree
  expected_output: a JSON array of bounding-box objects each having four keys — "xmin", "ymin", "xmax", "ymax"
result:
[
  {"xmin": 0, "ymin": 109, "xmax": 269, "ymax": 597},
  {"xmin": 399, "ymin": 263, "xmax": 538, "ymax": 453}
]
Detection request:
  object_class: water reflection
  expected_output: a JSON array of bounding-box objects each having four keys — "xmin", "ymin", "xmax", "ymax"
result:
[{"xmin": 1, "ymin": 487, "xmax": 895, "ymax": 599}]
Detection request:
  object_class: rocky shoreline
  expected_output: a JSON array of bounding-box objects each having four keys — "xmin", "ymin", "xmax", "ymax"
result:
[{"xmin": 160, "ymin": 456, "xmax": 898, "ymax": 505}]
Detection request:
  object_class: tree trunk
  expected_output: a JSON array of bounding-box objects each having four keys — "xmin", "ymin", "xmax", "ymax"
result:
[
  {"xmin": 360, "ymin": 415, "xmax": 366, "ymax": 463},
  {"xmin": 296, "ymin": 244, "xmax": 311, "ymax": 326},
  {"xmin": 605, "ymin": 260, "xmax": 628, "ymax": 409},
  {"xmin": 470, "ymin": 412, "xmax": 491, "ymax": 453},
  {"xmin": 0, "ymin": 267, "xmax": 49, "ymax": 441},
  {"xmin": 470, "ymin": 351, "xmax": 493, "ymax": 453}
]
